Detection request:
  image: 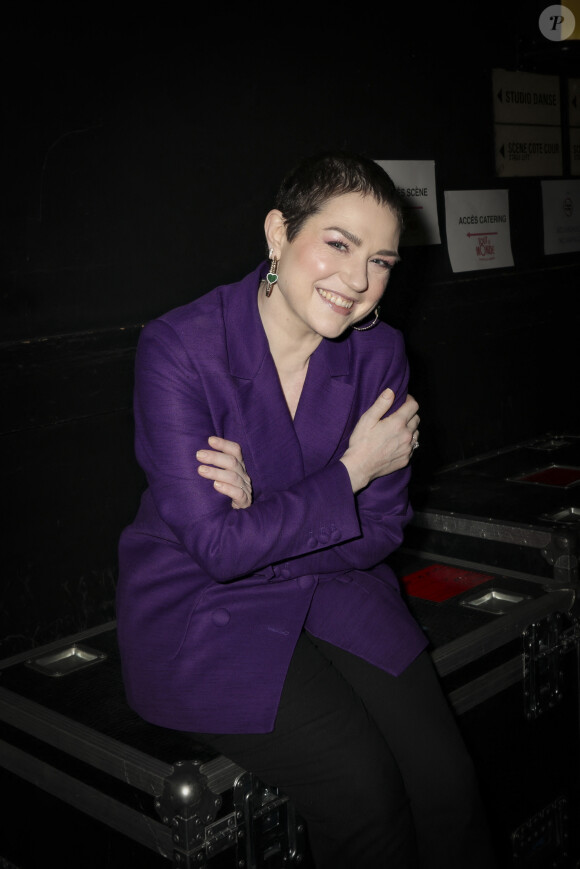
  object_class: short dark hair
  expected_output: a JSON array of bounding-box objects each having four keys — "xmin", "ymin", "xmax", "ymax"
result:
[{"xmin": 273, "ymin": 150, "xmax": 404, "ymax": 243}]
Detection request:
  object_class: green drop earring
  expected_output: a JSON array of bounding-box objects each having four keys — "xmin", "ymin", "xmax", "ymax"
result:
[{"xmin": 265, "ymin": 251, "xmax": 278, "ymax": 297}]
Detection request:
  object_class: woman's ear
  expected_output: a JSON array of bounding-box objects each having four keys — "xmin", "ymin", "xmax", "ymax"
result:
[{"xmin": 264, "ymin": 209, "xmax": 286, "ymax": 258}]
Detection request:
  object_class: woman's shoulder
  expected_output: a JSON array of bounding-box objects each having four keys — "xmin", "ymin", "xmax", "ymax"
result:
[
  {"xmin": 349, "ymin": 318, "xmax": 405, "ymax": 358},
  {"xmin": 345, "ymin": 320, "xmax": 408, "ymax": 394},
  {"xmin": 157, "ymin": 284, "xmax": 225, "ymax": 331},
  {"xmin": 135, "ymin": 294, "xmax": 223, "ymax": 365},
  {"xmin": 144, "ymin": 262, "xmax": 264, "ymax": 339}
]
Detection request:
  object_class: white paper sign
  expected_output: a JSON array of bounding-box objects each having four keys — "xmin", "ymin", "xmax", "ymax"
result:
[
  {"xmin": 493, "ymin": 69, "xmax": 562, "ymax": 177},
  {"xmin": 375, "ymin": 160, "xmax": 441, "ymax": 246},
  {"xmin": 570, "ymin": 78, "xmax": 580, "ymax": 176},
  {"xmin": 570, "ymin": 127, "xmax": 580, "ymax": 176},
  {"xmin": 492, "ymin": 69, "xmax": 561, "ymax": 126},
  {"xmin": 444, "ymin": 190, "xmax": 514, "ymax": 273},
  {"xmin": 494, "ymin": 124, "xmax": 563, "ymax": 177},
  {"xmin": 569, "ymin": 78, "xmax": 580, "ymax": 127},
  {"xmin": 541, "ymin": 179, "xmax": 580, "ymax": 254}
]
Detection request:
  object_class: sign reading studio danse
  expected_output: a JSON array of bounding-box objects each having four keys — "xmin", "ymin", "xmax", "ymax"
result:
[{"xmin": 493, "ymin": 69, "xmax": 562, "ymax": 177}]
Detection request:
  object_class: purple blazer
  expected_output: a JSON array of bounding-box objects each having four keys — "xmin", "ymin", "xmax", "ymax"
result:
[{"xmin": 116, "ymin": 261, "xmax": 428, "ymax": 733}]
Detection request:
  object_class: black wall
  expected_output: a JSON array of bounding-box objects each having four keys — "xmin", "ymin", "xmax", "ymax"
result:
[{"xmin": 2, "ymin": 15, "xmax": 580, "ymax": 656}]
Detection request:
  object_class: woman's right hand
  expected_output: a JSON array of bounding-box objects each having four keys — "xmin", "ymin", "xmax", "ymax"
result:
[
  {"xmin": 339, "ymin": 389, "xmax": 420, "ymax": 493},
  {"xmin": 196, "ymin": 436, "xmax": 253, "ymax": 509}
]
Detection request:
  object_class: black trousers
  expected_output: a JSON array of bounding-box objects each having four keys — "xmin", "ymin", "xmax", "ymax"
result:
[{"xmin": 194, "ymin": 631, "xmax": 498, "ymax": 869}]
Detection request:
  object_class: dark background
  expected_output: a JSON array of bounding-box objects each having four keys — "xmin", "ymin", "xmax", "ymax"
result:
[{"xmin": 2, "ymin": 12, "xmax": 580, "ymax": 657}]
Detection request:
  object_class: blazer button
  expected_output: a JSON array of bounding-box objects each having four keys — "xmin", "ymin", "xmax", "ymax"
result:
[
  {"xmin": 297, "ymin": 576, "xmax": 314, "ymax": 590},
  {"xmin": 279, "ymin": 567, "xmax": 291, "ymax": 579},
  {"xmin": 307, "ymin": 535, "xmax": 317, "ymax": 547},
  {"xmin": 212, "ymin": 608, "xmax": 231, "ymax": 626}
]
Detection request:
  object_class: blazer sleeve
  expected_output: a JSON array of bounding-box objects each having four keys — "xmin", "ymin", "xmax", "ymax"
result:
[
  {"xmin": 133, "ymin": 318, "xmax": 410, "ymax": 582},
  {"xmin": 269, "ymin": 347, "xmax": 413, "ymax": 580},
  {"xmin": 267, "ymin": 470, "xmax": 412, "ymax": 580}
]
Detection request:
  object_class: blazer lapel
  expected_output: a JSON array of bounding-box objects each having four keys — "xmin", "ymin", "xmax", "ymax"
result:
[
  {"xmin": 224, "ymin": 263, "xmax": 355, "ymax": 492},
  {"xmin": 294, "ymin": 337, "xmax": 354, "ymax": 476},
  {"xmin": 225, "ymin": 264, "xmax": 305, "ymax": 495}
]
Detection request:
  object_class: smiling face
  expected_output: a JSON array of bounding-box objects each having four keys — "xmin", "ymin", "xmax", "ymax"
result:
[{"xmin": 264, "ymin": 192, "xmax": 400, "ymax": 343}]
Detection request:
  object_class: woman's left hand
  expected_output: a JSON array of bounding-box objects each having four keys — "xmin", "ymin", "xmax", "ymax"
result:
[{"xmin": 196, "ymin": 436, "xmax": 253, "ymax": 509}]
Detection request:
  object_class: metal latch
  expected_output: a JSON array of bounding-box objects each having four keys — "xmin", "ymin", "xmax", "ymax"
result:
[
  {"xmin": 511, "ymin": 795, "xmax": 570, "ymax": 865},
  {"xmin": 154, "ymin": 764, "xmax": 307, "ymax": 867},
  {"xmin": 523, "ymin": 612, "xmax": 580, "ymax": 719},
  {"xmin": 541, "ymin": 531, "xmax": 579, "ymax": 586},
  {"xmin": 234, "ymin": 772, "xmax": 306, "ymax": 868},
  {"xmin": 25, "ymin": 643, "xmax": 107, "ymax": 676}
]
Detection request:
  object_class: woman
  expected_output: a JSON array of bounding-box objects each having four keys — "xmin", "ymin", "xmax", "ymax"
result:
[{"xmin": 116, "ymin": 151, "xmax": 497, "ymax": 868}]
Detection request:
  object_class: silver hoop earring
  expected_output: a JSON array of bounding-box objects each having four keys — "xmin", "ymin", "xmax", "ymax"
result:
[{"xmin": 352, "ymin": 307, "xmax": 380, "ymax": 332}]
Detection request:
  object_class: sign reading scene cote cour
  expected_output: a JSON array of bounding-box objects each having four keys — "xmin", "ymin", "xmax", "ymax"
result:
[
  {"xmin": 495, "ymin": 125, "xmax": 563, "ymax": 177},
  {"xmin": 492, "ymin": 69, "xmax": 562, "ymax": 177}
]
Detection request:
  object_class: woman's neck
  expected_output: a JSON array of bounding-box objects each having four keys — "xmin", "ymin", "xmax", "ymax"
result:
[
  {"xmin": 257, "ymin": 281, "xmax": 322, "ymax": 375},
  {"xmin": 257, "ymin": 280, "xmax": 323, "ymax": 419}
]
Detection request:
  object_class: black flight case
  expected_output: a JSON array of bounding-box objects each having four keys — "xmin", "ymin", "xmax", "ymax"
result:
[
  {"xmin": 406, "ymin": 432, "xmax": 580, "ymax": 587},
  {"xmin": 396, "ymin": 431, "xmax": 580, "ymax": 867},
  {"xmin": 1, "ymin": 549, "xmax": 580, "ymax": 868},
  {"xmin": 0, "ymin": 621, "xmax": 311, "ymax": 869},
  {"xmin": 391, "ymin": 547, "xmax": 580, "ymax": 868}
]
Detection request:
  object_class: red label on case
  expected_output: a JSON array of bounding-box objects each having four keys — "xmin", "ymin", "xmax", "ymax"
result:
[
  {"xmin": 402, "ymin": 564, "xmax": 492, "ymax": 602},
  {"xmin": 516, "ymin": 465, "xmax": 580, "ymax": 487}
]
